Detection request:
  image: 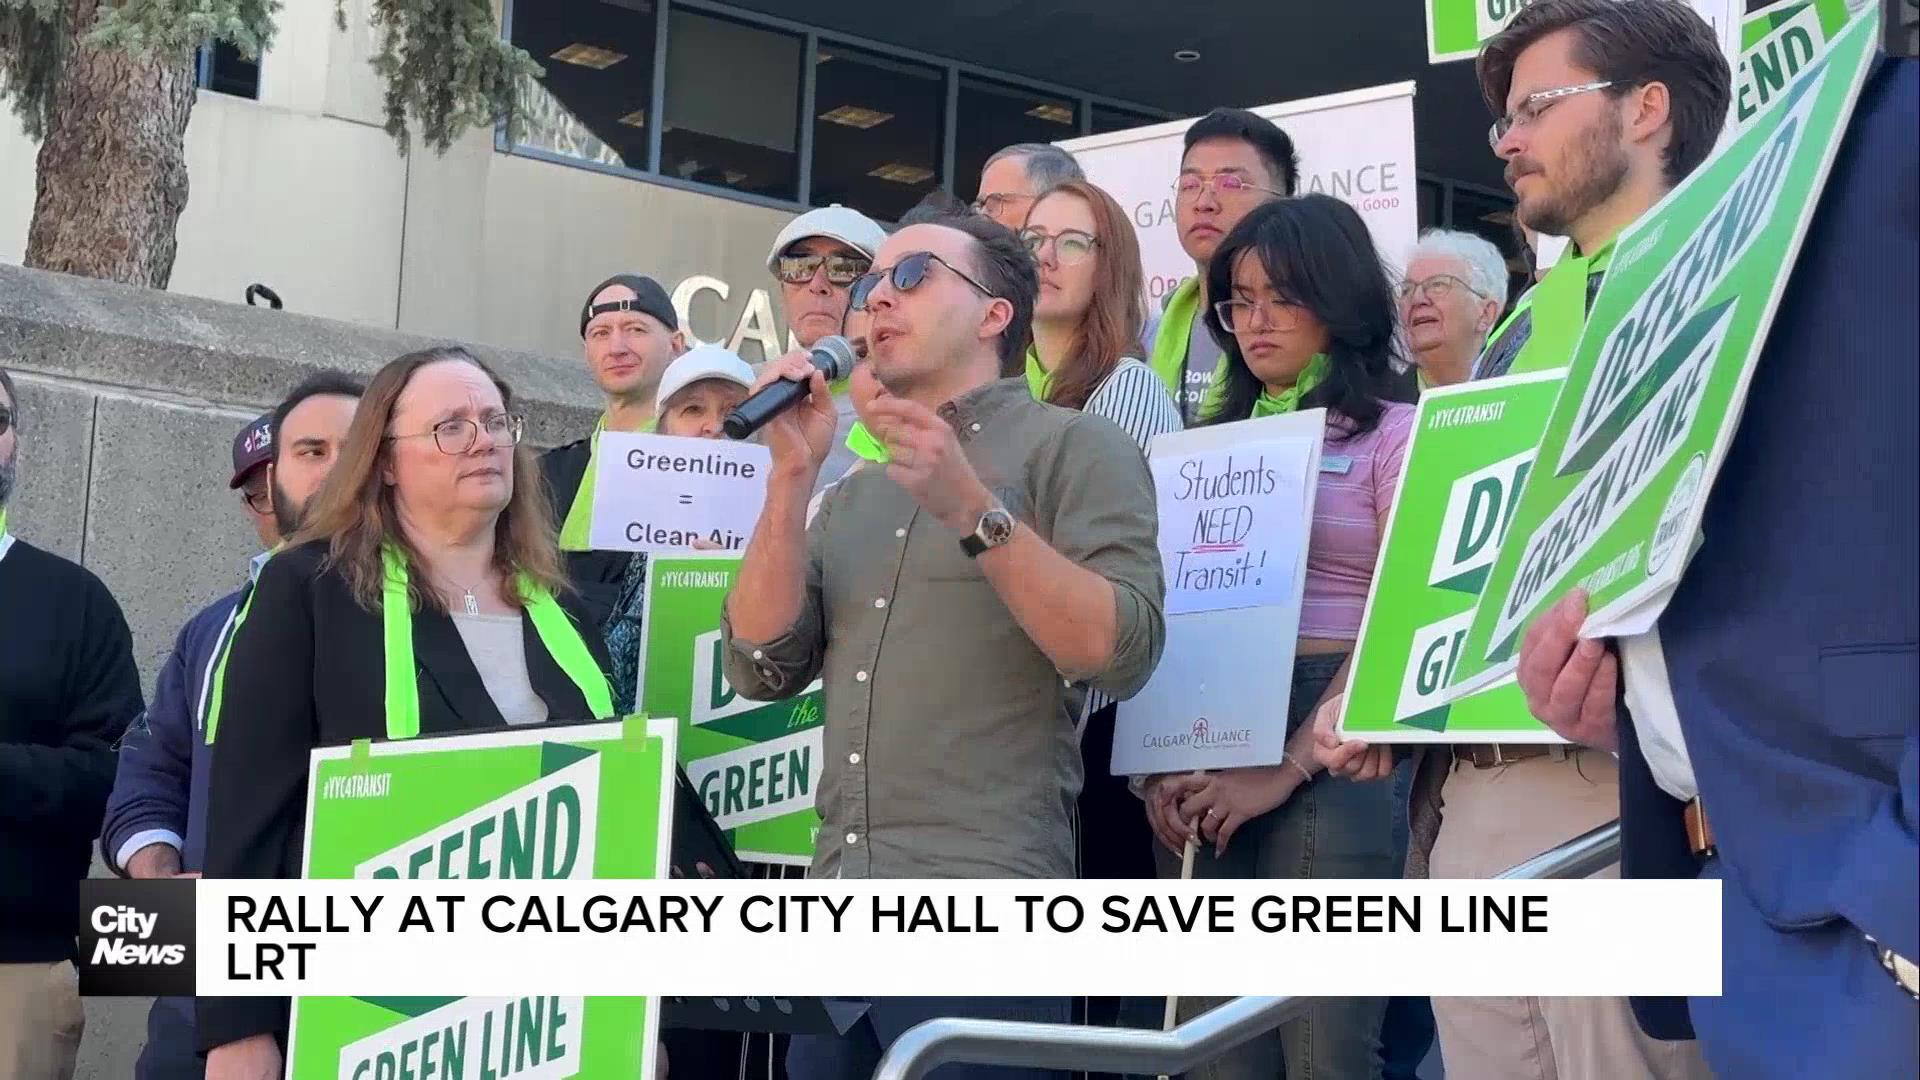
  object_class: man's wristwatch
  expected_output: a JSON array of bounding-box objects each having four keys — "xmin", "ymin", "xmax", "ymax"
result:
[{"xmin": 960, "ymin": 503, "xmax": 1015, "ymax": 557}]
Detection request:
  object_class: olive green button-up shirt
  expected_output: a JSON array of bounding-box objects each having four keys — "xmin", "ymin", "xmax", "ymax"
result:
[{"xmin": 721, "ymin": 377, "xmax": 1165, "ymax": 880}]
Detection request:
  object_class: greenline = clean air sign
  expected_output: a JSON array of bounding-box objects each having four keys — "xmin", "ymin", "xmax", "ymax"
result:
[
  {"xmin": 639, "ymin": 553, "xmax": 823, "ymax": 865},
  {"xmin": 1340, "ymin": 372, "xmax": 1565, "ymax": 743},
  {"xmin": 287, "ymin": 718, "xmax": 678, "ymax": 1080},
  {"xmin": 1448, "ymin": 8, "xmax": 1878, "ymax": 692}
]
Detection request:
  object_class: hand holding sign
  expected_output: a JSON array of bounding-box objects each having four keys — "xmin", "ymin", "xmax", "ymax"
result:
[{"xmin": 1515, "ymin": 590, "xmax": 1619, "ymax": 752}]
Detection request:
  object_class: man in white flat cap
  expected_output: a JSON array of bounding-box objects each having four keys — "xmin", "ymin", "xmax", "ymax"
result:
[{"xmin": 765, "ymin": 204, "xmax": 886, "ymax": 496}]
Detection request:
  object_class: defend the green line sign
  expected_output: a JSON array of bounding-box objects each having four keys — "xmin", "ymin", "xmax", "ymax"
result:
[
  {"xmin": 287, "ymin": 718, "xmax": 677, "ymax": 1080},
  {"xmin": 639, "ymin": 552, "xmax": 824, "ymax": 866},
  {"xmin": 1447, "ymin": 7, "xmax": 1878, "ymax": 693},
  {"xmin": 1340, "ymin": 372, "xmax": 1565, "ymax": 743}
]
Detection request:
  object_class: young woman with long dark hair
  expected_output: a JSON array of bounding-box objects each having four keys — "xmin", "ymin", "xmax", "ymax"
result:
[{"xmin": 1144, "ymin": 194, "xmax": 1414, "ymax": 1080}]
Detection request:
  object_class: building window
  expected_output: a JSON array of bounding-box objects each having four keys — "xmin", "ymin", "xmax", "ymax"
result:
[
  {"xmin": 661, "ymin": 7, "xmax": 803, "ymax": 201},
  {"xmin": 1417, "ymin": 177, "xmax": 1445, "ymax": 230},
  {"xmin": 954, "ymin": 76, "xmax": 1079, "ymax": 201},
  {"xmin": 508, "ymin": 0, "xmax": 658, "ymax": 170},
  {"xmin": 1090, "ymin": 103, "xmax": 1160, "ymax": 136},
  {"xmin": 197, "ymin": 41, "xmax": 260, "ymax": 99},
  {"xmin": 810, "ymin": 43, "xmax": 945, "ymax": 222}
]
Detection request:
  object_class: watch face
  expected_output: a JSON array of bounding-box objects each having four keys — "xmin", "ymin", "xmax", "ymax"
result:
[{"xmin": 981, "ymin": 508, "xmax": 1015, "ymax": 545}]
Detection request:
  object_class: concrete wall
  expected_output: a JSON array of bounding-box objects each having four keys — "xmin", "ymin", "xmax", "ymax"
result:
[
  {"xmin": 0, "ymin": 0, "xmax": 810, "ymax": 365},
  {"xmin": 0, "ymin": 261, "xmax": 599, "ymax": 1079}
]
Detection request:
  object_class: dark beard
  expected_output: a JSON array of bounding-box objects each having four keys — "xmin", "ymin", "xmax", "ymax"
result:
[
  {"xmin": 1518, "ymin": 106, "xmax": 1630, "ymax": 238},
  {"xmin": 271, "ymin": 474, "xmax": 303, "ymax": 540},
  {"xmin": 0, "ymin": 452, "xmax": 15, "ymax": 511}
]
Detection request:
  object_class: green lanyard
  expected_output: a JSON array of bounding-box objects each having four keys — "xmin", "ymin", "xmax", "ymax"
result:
[
  {"xmin": 1146, "ymin": 277, "xmax": 1205, "ymax": 401},
  {"xmin": 557, "ymin": 417, "xmax": 606, "ymax": 552},
  {"xmin": 379, "ymin": 546, "xmax": 612, "ymax": 738},
  {"xmin": 206, "ymin": 547, "xmax": 614, "ymax": 744},
  {"xmin": 0, "ymin": 508, "xmax": 12, "ymax": 565}
]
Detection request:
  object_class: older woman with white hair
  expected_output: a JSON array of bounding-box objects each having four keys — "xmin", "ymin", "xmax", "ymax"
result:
[{"xmin": 1396, "ymin": 229, "xmax": 1510, "ymax": 388}]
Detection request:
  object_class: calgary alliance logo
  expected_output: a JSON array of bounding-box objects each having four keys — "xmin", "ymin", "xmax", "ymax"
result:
[{"xmin": 1144, "ymin": 715, "xmax": 1254, "ymax": 751}]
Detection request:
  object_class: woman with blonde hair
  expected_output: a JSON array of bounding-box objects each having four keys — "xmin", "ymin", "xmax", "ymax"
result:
[{"xmin": 197, "ymin": 345, "xmax": 616, "ymax": 1078}]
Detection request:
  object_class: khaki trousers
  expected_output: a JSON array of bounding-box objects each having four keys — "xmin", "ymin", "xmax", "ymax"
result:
[
  {"xmin": 1427, "ymin": 752, "xmax": 1712, "ymax": 1080},
  {"xmin": 0, "ymin": 961, "xmax": 85, "ymax": 1080}
]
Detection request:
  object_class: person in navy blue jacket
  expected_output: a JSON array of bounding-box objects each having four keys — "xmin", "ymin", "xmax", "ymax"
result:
[
  {"xmin": 1517, "ymin": 54, "xmax": 1919, "ymax": 1079},
  {"xmin": 102, "ymin": 372, "xmax": 360, "ymax": 1080}
]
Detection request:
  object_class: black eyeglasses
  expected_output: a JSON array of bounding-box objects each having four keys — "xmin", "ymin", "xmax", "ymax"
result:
[
  {"xmin": 0, "ymin": 407, "xmax": 11, "ymax": 437},
  {"xmin": 849, "ymin": 251, "xmax": 999, "ymax": 312},
  {"xmin": 387, "ymin": 412, "xmax": 526, "ymax": 455},
  {"xmin": 241, "ymin": 487, "xmax": 272, "ymax": 514},
  {"xmin": 775, "ymin": 253, "xmax": 871, "ymax": 287}
]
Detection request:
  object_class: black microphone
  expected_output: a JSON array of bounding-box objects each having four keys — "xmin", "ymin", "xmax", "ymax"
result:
[{"xmin": 723, "ymin": 335, "xmax": 862, "ymax": 440}]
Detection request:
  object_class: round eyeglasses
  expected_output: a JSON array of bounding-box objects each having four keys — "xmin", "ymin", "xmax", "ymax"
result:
[{"xmin": 387, "ymin": 412, "xmax": 526, "ymax": 455}]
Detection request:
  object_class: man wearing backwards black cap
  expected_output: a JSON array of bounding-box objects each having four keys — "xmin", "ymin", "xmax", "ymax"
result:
[{"xmin": 541, "ymin": 274, "xmax": 688, "ymax": 623}]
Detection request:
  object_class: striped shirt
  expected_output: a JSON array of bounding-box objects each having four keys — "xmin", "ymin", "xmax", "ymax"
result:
[
  {"xmin": 1077, "ymin": 357, "xmax": 1182, "ymax": 722},
  {"xmin": 1300, "ymin": 402, "xmax": 1415, "ymax": 639}
]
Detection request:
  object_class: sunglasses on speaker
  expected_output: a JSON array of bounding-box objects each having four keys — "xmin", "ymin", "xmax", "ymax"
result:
[{"xmin": 849, "ymin": 251, "xmax": 999, "ymax": 312}]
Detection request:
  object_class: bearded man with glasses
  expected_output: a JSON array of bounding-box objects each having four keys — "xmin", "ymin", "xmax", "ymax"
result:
[{"xmin": 725, "ymin": 208, "xmax": 1165, "ymax": 1080}]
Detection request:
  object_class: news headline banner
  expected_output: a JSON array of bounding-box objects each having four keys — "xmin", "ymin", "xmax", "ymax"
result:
[
  {"xmin": 193, "ymin": 880, "xmax": 1720, "ymax": 998},
  {"xmin": 589, "ymin": 432, "xmax": 770, "ymax": 553},
  {"xmin": 1113, "ymin": 411, "xmax": 1320, "ymax": 776}
]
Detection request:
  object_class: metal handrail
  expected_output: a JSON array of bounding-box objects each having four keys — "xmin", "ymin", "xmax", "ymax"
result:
[{"xmin": 871, "ymin": 820, "xmax": 1623, "ymax": 1080}]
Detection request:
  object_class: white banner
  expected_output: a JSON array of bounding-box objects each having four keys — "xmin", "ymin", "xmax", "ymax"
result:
[
  {"xmin": 193, "ymin": 879, "xmax": 1721, "ymax": 997},
  {"xmin": 588, "ymin": 432, "xmax": 770, "ymax": 552},
  {"xmin": 1112, "ymin": 411, "xmax": 1322, "ymax": 776},
  {"xmin": 1059, "ymin": 82, "xmax": 1419, "ymax": 309}
]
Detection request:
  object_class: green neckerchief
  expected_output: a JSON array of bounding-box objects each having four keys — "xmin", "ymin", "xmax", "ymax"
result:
[
  {"xmin": 1509, "ymin": 238, "xmax": 1616, "ymax": 375},
  {"xmin": 1024, "ymin": 346, "xmax": 1051, "ymax": 403},
  {"xmin": 846, "ymin": 420, "xmax": 890, "ymax": 464},
  {"xmin": 1146, "ymin": 276, "xmax": 1204, "ymax": 402},
  {"xmin": 558, "ymin": 413, "xmax": 661, "ymax": 551},
  {"xmin": 378, "ymin": 546, "xmax": 612, "ymax": 738},
  {"xmin": 1251, "ymin": 353, "xmax": 1331, "ymax": 418}
]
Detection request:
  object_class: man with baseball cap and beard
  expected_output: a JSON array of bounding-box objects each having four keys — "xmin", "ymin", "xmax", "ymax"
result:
[
  {"xmin": 765, "ymin": 204, "xmax": 885, "ymax": 498},
  {"xmin": 543, "ymin": 273, "xmax": 688, "ymax": 620}
]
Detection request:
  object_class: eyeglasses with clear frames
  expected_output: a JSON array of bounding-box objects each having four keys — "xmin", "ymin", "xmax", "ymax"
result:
[
  {"xmin": 1176, "ymin": 172, "xmax": 1284, "ymax": 201},
  {"xmin": 1213, "ymin": 296, "xmax": 1310, "ymax": 334},
  {"xmin": 387, "ymin": 412, "xmax": 526, "ymax": 455},
  {"xmin": 1018, "ymin": 227, "xmax": 1101, "ymax": 266},
  {"xmin": 1488, "ymin": 80, "xmax": 1616, "ymax": 149}
]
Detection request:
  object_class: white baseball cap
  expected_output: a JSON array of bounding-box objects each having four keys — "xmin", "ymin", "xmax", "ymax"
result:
[
  {"xmin": 656, "ymin": 344, "xmax": 756, "ymax": 413},
  {"xmin": 766, "ymin": 204, "xmax": 887, "ymax": 273}
]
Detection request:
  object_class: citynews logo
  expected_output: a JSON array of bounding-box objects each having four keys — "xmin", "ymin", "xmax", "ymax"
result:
[{"xmin": 77, "ymin": 879, "xmax": 197, "ymax": 996}]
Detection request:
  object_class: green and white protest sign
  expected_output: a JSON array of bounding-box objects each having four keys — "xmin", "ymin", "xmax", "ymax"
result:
[
  {"xmin": 287, "ymin": 718, "xmax": 677, "ymax": 1080},
  {"xmin": 1340, "ymin": 372, "xmax": 1565, "ymax": 743},
  {"xmin": 1735, "ymin": 0, "xmax": 1854, "ymax": 125},
  {"xmin": 1447, "ymin": 8, "xmax": 1878, "ymax": 693},
  {"xmin": 639, "ymin": 552, "xmax": 823, "ymax": 865}
]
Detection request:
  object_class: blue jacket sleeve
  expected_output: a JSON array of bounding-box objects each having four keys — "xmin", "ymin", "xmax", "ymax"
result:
[{"xmin": 100, "ymin": 617, "xmax": 201, "ymax": 874}]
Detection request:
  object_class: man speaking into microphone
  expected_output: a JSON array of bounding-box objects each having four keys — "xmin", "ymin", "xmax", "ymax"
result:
[{"xmin": 722, "ymin": 209, "xmax": 1166, "ymax": 1080}]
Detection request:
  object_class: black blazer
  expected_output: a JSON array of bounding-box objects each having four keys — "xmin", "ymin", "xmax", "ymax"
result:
[{"xmin": 196, "ymin": 539, "xmax": 613, "ymax": 1052}]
